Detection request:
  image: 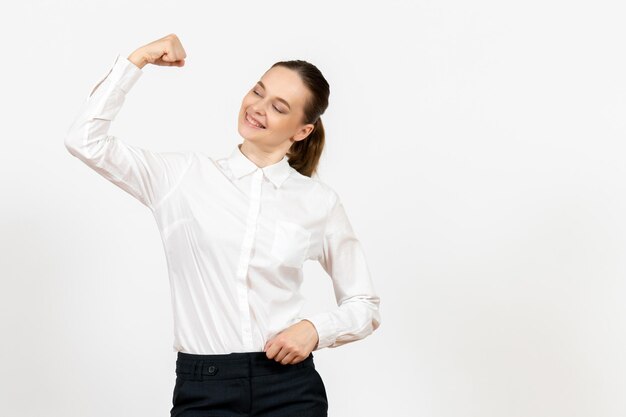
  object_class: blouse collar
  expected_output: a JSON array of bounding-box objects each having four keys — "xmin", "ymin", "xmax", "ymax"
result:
[{"xmin": 227, "ymin": 143, "xmax": 293, "ymax": 188}]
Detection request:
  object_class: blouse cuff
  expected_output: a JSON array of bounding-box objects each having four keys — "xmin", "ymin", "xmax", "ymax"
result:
[{"xmin": 300, "ymin": 313, "xmax": 337, "ymax": 351}]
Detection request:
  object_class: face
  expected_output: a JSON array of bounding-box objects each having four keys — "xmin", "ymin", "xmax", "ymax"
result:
[{"xmin": 238, "ymin": 66, "xmax": 315, "ymax": 151}]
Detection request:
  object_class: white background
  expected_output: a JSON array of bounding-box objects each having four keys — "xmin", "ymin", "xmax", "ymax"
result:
[{"xmin": 1, "ymin": 1, "xmax": 625, "ymax": 416}]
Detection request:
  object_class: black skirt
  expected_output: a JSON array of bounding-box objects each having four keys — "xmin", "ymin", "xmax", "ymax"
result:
[{"xmin": 171, "ymin": 351, "xmax": 328, "ymax": 417}]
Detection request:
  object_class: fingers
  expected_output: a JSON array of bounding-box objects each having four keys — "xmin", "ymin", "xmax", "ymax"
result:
[
  {"xmin": 166, "ymin": 35, "xmax": 187, "ymax": 65},
  {"xmin": 143, "ymin": 33, "xmax": 187, "ymax": 67},
  {"xmin": 161, "ymin": 60, "xmax": 185, "ymax": 67},
  {"xmin": 281, "ymin": 351, "xmax": 300, "ymax": 365},
  {"xmin": 154, "ymin": 57, "xmax": 185, "ymax": 67},
  {"xmin": 275, "ymin": 348, "xmax": 295, "ymax": 365}
]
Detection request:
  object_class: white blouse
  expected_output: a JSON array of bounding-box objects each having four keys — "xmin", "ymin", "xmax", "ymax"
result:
[{"xmin": 64, "ymin": 53, "xmax": 381, "ymax": 354}]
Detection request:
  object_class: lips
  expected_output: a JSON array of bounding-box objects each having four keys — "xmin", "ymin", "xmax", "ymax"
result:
[{"xmin": 245, "ymin": 112, "xmax": 266, "ymax": 129}]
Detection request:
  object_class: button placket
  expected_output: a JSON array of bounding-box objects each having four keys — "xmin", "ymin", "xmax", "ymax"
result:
[{"xmin": 235, "ymin": 168, "xmax": 264, "ymax": 351}]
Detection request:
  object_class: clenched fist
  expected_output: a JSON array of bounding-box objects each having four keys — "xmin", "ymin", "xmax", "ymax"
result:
[
  {"xmin": 127, "ymin": 33, "xmax": 187, "ymax": 69},
  {"xmin": 264, "ymin": 319, "xmax": 320, "ymax": 365}
]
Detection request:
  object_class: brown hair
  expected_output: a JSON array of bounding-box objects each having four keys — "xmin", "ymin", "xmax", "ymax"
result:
[{"xmin": 270, "ymin": 60, "xmax": 330, "ymax": 178}]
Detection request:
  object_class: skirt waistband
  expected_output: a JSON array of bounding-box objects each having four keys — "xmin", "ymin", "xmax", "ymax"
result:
[{"xmin": 175, "ymin": 351, "xmax": 315, "ymax": 380}]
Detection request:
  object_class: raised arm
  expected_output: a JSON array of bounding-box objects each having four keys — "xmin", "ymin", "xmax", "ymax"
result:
[
  {"xmin": 299, "ymin": 191, "xmax": 382, "ymax": 350},
  {"xmin": 64, "ymin": 34, "xmax": 192, "ymax": 211}
]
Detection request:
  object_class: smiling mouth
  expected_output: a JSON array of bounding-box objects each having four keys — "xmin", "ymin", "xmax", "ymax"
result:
[{"xmin": 245, "ymin": 112, "xmax": 266, "ymax": 129}]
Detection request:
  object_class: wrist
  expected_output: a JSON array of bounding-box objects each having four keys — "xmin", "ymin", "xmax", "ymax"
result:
[
  {"xmin": 127, "ymin": 50, "xmax": 148, "ymax": 69},
  {"xmin": 301, "ymin": 319, "xmax": 319, "ymax": 347}
]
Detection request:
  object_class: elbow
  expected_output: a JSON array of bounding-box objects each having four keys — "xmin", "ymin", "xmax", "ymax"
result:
[
  {"xmin": 367, "ymin": 296, "xmax": 382, "ymax": 334},
  {"xmin": 372, "ymin": 321, "xmax": 380, "ymax": 337},
  {"xmin": 366, "ymin": 294, "xmax": 381, "ymax": 327},
  {"xmin": 372, "ymin": 309, "xmax": 381, "ymax": 332},
  {"xmin": 64, "ymin": 135, "xmax": 79, "ymax": 157},
  {"xmin": 64, "ymin": 111, "xmax": 100, "ymax": 157},
  {"xmin": 349, "ymin": 294, "xmax": 382, "ymax": 335},
  {"xmin": 64, "ymin": 124, "xmax": 83, "ymax": 156},
  {"xmin": 363, "ymin": 295, "xmax": 381, "ymax": 334},
  {"xmin": 64, "ymin": 122, "xmax": 100, "ymax": 160}
]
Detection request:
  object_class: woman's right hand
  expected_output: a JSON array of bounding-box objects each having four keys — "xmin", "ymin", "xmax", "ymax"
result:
[{"xmin": 127, "ymin": 33, "xmax": 187, "ymax": 70}]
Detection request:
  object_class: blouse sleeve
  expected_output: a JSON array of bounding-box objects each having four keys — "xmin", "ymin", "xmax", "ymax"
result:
[
  {"xmin": 64, "ymin": 53, "xmax": 193, "ymax": 212},
  {"xmin": 298, "ymin": 192, "xmax": 382, "ymax": 350}
]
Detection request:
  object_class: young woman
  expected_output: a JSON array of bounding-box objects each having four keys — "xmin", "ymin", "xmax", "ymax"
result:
[{"xmin": 65, "ymin": 33, "xmax": 381, "ymax": 417}]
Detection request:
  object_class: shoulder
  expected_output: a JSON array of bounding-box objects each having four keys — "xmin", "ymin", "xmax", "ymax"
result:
[
  {"xmin": 187, "ymin": 150, "xmax": 227, "ymax": 172},
  {"xmin": 291, "ymin": 170, "xmax": 340, "ymax": 212}
]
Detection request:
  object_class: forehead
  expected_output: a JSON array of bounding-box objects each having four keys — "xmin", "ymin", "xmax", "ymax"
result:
[{"xmin": 259, "ymin": 66, "xmax": 309, "ymax": 109}]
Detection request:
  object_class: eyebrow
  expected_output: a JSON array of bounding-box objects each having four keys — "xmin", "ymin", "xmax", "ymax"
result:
[{"xmin": 256, "ymin": 81, "xmax": 291, "ymax": 110}]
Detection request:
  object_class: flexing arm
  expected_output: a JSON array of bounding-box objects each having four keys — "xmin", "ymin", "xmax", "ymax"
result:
[{"xmin": 64, "ymin": 34, "xmax": 192, "ymax": 211}]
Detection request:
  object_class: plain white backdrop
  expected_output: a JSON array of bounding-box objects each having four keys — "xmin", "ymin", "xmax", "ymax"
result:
[{"xmin": 1, "ymin": 0, "xmax": 625, "ymax": 416}]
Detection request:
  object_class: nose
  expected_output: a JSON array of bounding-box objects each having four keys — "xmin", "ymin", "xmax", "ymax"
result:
[{"xmin": 250, "ymin": 103, "xmax": 265, "ymax": 116}]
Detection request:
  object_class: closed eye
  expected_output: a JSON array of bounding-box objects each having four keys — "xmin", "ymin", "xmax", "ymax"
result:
[{"xmin": 252, "ymin": 90, "xmax": 284, "ymax": 114}]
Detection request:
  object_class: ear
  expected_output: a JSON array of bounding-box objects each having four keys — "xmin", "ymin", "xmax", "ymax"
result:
[{"xmin": 292, "ymin": 123, "xmax": 315, "ymax": 142}]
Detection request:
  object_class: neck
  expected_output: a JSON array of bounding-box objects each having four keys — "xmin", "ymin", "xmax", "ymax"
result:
[{"xmin": 239, "ymin": 141, "xmax": 286, "ymax": 168}]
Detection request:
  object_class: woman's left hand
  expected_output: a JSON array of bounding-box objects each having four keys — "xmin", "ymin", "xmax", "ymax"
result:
[{"xmin": 264, "ymin": 320, "xmax": 319, "ymax": 365}]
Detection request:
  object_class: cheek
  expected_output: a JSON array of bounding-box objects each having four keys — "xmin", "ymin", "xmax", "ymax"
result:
[
  {"xmin": 240, "ymin": 99, "xmax": 252, "ymax": 117},
  {"xmin": 241, "ymin": 94, "xmax": 254, "ymax": 107},
  {"xmin": 275, "ymin": 117, "xmax": 296, "ymax": 131},
  {"xmin": 266, "ymin": 116, "xmax": 284, "ymax": 130}
]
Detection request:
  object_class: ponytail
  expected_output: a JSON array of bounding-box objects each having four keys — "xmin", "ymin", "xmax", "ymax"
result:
[{"xmin": 286, "ymin": 117, "xmax": 325, "ymax": 178}]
